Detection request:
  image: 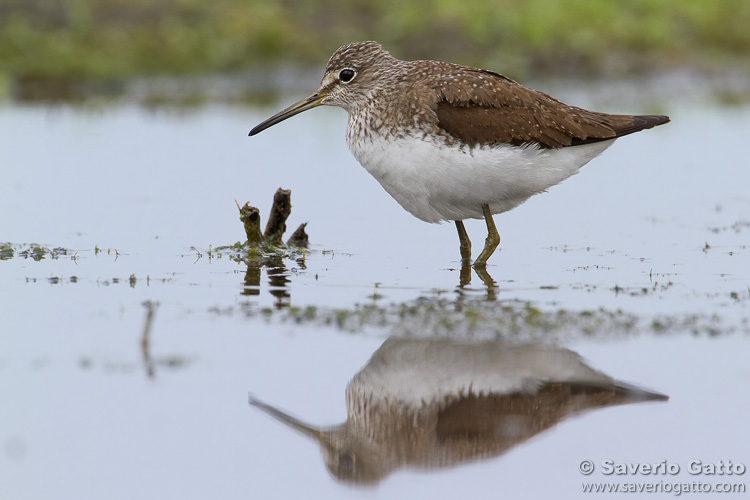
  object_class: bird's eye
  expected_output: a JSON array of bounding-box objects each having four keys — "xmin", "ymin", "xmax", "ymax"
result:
[
  {"xmin": 339, "ymin": 69, "xmax": 356, "ymax": 83},
  {"xmin": 337, "ymin": 452, "xmax": 355, "ymax": 471}
]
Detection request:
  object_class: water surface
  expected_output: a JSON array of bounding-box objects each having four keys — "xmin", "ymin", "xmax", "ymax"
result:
[{"xmin": 1, "ymin": 77, "xmax": 749, "ymax": 499}]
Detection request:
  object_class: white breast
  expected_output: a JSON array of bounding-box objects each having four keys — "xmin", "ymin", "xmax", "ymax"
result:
[
  {"xmin": 347, "ymin": 128, "xmax": 614, "ymax": 223},
  {"xmin": 346, "ymin": 338, "xmax": 615, "ymax": 410}
]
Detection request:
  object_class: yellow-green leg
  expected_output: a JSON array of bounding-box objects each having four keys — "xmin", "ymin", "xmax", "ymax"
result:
[
  {"xmin": 455, "ymin": 221, "xmax": 473, "ymax": 287},
  {"xmin": 473, "ymin": 204, "xmax": 500, "ymax": 268},
  {"xmin": 454, "ymin": 220, "xmax": 472, "ymax": 262}
]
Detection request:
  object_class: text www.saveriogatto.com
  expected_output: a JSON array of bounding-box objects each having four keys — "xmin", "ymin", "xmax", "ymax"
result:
[{"xmin": 579, "ymin": 460, "xmax": 746, "ymax": 495}]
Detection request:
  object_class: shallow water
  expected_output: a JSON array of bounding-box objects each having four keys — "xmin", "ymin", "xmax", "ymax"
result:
[{"xmin": 1, "ymin": 77, "xmax": 749, "ymax": 499}]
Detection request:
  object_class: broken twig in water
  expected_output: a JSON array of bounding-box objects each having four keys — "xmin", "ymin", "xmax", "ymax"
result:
[
  {"xmin": 286, "ymin": 222, "xmax": 309, "ymax": 247},
  {"xmin": 264, "ymin": 188, "xmax": 291, "ymax": 244},
  {"xmin": 237, "ymin": 201, "xmax": 263, "ymax": 245},
  {"xmin": 236, "ymin": 188, "xmax": 308, "ymax": 248}
]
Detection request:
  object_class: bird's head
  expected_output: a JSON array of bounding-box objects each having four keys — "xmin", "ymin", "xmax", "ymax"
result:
[{"xmin": 249, "ymin": 41, "xmax": 394, "ymax": 136}]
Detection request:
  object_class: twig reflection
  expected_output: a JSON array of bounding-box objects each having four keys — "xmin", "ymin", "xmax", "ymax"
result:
[{"xmin": 140, "ymin": 300, "xmax": 159, "ymax": 379}]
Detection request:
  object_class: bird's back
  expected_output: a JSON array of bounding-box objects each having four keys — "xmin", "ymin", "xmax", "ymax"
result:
[{"xmin": 399, "ymin": 60, "xmax": 670, "ymax": 149}]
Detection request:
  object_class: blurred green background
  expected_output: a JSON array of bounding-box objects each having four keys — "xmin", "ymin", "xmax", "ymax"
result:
[{"xmin": 1, "ymin": 0, "xmax": 749, "ymax": 85}]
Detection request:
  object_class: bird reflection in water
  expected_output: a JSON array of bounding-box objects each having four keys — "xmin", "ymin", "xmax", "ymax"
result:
[{"xmin": 249, "ymin": 337, "xmax": 667, "ymax": 485}]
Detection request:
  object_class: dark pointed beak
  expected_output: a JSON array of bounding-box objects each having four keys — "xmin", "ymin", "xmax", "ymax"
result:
[
  {"xmin": 249, "ymin": 91, "xmax": 328, "ymax": 136},
  {"xmin": 248, "ymin": 394, "xmax": 346, "ymax": 464},
  {"xmin": 249, "ymin": 394, "xmax": 324, "ymax": 440}
]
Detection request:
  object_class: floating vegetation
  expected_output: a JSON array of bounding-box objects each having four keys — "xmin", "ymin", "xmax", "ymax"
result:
[
  {"xmin": 237, "ymin": 292, "xmax": 748, "ymax": 339},
  {"xmin": 0, "ymin": 243, "xmax": 75, "ymax": 261},
  {"xmin": 0, "ymin": 243, "xmax": 131, "ymax": 261},
  {"xmin": 708, "ymin": 219, "xmax": 750, "ymax": 234},
  {"xmin": 0, "ymin": 243, "xmax": 14, "ymax": 260}
]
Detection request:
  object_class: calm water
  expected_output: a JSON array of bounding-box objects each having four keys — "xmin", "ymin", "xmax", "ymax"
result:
[{"xmin": 1, "ymin": 76, "xmax": 749, "ymax": 499}]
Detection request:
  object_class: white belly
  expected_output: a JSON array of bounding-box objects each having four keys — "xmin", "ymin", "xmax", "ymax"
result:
[{"xmin": 347, "ymin": 130, "xmax": 614, "ymax": 223}]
